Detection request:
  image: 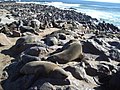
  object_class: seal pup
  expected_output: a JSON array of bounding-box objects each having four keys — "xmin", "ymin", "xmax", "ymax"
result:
[
  {"xmin": 47, "ymin": 39, "xmax": 84, "ymax": 64},
  {"xmin": 20, "ymin": 61, "xmax": 68, "ymax": 88}
]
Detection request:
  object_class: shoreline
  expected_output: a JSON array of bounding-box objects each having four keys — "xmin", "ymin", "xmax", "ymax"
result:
[
  {"xmin": 0, "ymin": 2, "xmax": 120, "ymax": 90},
  {"xmin": 15, "ymin": 1, "xmax": 120, "ymax": 28}
]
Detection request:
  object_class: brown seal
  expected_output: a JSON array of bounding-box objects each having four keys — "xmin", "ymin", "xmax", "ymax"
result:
[
  {"xmin": 47, "ymin": 39, "xmax": 84, "ymax": 64},
  {"xmin": 20, "ymin": 61, "xmax": 68, "ymax": 88},
  {"xmin": 20, "ymin": 61, "xmax": 68, "ymax": 79}
]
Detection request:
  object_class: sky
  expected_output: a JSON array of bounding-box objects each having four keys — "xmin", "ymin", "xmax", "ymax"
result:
[{"xmin": 84, "ymin": 0, "xmax": 120, "ymax": 3}]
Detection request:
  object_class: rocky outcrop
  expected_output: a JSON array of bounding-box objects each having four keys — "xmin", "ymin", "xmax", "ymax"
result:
[
  {"xmin": 0, "ymin": 2, "xmax": 120, "ymax": 90},
  {"xmin": 0, "ymin": 33, "xmax": 11, "ymax": 46}
]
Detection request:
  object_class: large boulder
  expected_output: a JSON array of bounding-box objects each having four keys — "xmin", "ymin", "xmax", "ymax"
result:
[
  {"xmin": 0, "ymin": 33, "xmax": 11, "ymax": 46},
  {"xmin": 0, "ymin": 25, "xmax": 11, "ymax": 36},
  {"xmin": 22, "ymin": 46, "xmax": 48, "ymax": 57},
  {"xmin": 29, "ymin": 82, "xmax": 56, "ymax": 90},
  {"xmin": 45, "ymin": 37, "xmax": 58, "ymax": 46},
  {"xmin": 83, "ymin": 38, "xmax": 111, "ymax": 55},
  {"xmin": 12, "ymin": 30, "xmax": 21, "ymax": 37},
  {"xmin": 108, "ymin": 49, "xmax": 120, "ymax": 61},
  {"xmin": 29, "ymin": 19, "xmax": 40, "ymax": 28},
  {"xmin": 65, "ymin": 65, "xmax": 87, "ymax": 80},
  {"xmin": 9, "ymin": 35, "xmax": 42, "ymax": 56},
  {"xmin": 19, "ymin": 26, "xmax": 39, "ymax": 35},
  {"xmin": 108, "ymin": 71, "xmax": 120, "ymax": 90}
]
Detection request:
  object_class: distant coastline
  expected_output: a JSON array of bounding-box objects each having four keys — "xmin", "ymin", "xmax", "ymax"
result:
[{"xmin": 15, "ymin": 1, "xmax": 120, "ymax": 28}]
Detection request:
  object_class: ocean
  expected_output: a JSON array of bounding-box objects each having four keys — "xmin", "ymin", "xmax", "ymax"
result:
[{"xmin": 18, "ymin": 0, "xmax": 120, "ymax": 28}]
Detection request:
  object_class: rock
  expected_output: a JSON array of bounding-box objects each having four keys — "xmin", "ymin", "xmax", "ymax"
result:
[
  {"xmin": 5, "ymin": 55, "xmax": 41, "ymax": 82},
  {"xmin": 0, "ymin": 25, "xmax": 11, "ymax": 36},
  {"xmin": 108, "ymin": 41, "xmax": 120, "ymax": 50},
  {"xmin": 108, "ymin": 49, "xmax": 120, "ymax": 61},
  {"xmin": 64, "ymin": 64, "xmax": 96, "ymax": 85},
  {"xmin": 45, "ymin": 37, "xmax": 58, "ymax": 46},
  {"xmin": 23, "ymin": 46, "xmax": 48, "ymax": 57},
  {"xmin": 12, "ymin": 30, "xmax": 21, "ymax": 37},
  {"xmin": 93, "ymin": 63, "xmax": 112, "ymax": 85},
  {"xmin": 9, "ymin": 22, "xmax": 17, "ymax": 31},
  {"xmin": 20, "ymin": 54, "xmax": 41, "ymax": 63},
  {"xmin": 58, "ymin": 40, "xmax": 70, "ymax": 46},
  {"xmin": 9, "ymin": 35, "xmax": 41, "ymax": 56},
  {"xmin": 0, "ymin": 85, "xmax": 3, "ymax": 90},
  {"xmin": 99, "ymin": 61, "xmax": 118, "ymax": 72},
  {"xmin": 85, "ymin": 66, "xmax": 98, "ymax": 76},
  {"xmin": 0, "ymin": 33, "xmax": 11, "ymax": 46},
  {"xmin": 83, "ymin": 38, "xmax": 109, "ymax": 55},
  {"xmin": 65, "ymin": 65, "xmax": 87, "ymax": 80},
  {"xmin": 51, "ymin": 20, "xmax": 61, "ymax": 28},
  {"xmin": 63, "ymin": 85, "xmax": 79, "ymax": 90},
  {"xmin": 15, "ymin": 35, "xmax": 39, "ymax": 45},
  {"xmin": 3, "ymin": 77, "xmax": 70, "ymax": 90},
  {"xmin": 29, "ymin": 19, "xmax": 40, "ymax": 28},
  {"xmin": 29, "ymin": 82, "xmax": 56, "ymax": 90},
  {"xmin": 58, "ymin": 33, "xmax": 67, "ymax": 40},
  {"xmin": 19, "ymin": 26, "xmax": 38, "ymax": 35},
  {"xmin": 108, "ymin": 71, "xmax": 120, "ymax": 90},
  {"xmin": 33, "ymin": 78, "xmax": 70, "ymax": 86}
]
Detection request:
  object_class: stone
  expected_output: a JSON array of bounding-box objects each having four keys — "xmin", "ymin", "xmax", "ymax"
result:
[
  {"xmin": 15, "ymin": 35, "xmax": 39, "ymax": 45},
  {"xmin": 0, "ymin": 25, "xmax": 11, "ymax": 36},
  {"xmin": 108, "ymin": 41, "xmax": 120, "ymax": 50},
  {"xmin": 9, "ymin": 35, "xmax": 41, "ymax": 56},
  {"xmin": 45, "ymin": 37, "xmax": 58, "ymax": 46},
  {"xmin": 65, "ymin": 65, "xmax": 87, "ymax": 80},
  {"xmin": 63, "ymin": 85, "xmax": 79, "ymax": 90},
  {"xmin": 93, "ymin": 63, "xmax": 112, "ymax": 85},
  {"xmin": 29, "ymin": 82, "xmax": 56, "ymax": 90},
  {"xmin": 20, "ymin": 26, "xmax": 38, "ymax": 35},
  {"xmin": 0, "ymin": 33, "xmax": 11, "ymax": 46},
  {"xmin": 58, "ymin": 33, "xmax": 66, "ymax": 40},
  {"xmin": 108, "ymin": 71, "xmax": 120, "ymax": 90},
  {"xmin": 108, "ymin": 49, "xmax": 120, "ymax": 61},
  {"xmin": 83, "ymin": 38, "xmax": 109, "ymax": 55},
  {"xmin": 12, "ymin": 30, "xmax": 21, "ymax": 37},
  {"xmin": 23, "ymin": 46, "xmax": 48, "ymax": 57},
  {"xmin": 29, "ymin": 19, "xmax": 40, "ymax": 28},
  {"xmin": 20, "ymin": 54, "xmax": 41, "ymax": 63},
  {"xmin": 85, "ymin": 66, "xmax": 98, "ymax": 76}
]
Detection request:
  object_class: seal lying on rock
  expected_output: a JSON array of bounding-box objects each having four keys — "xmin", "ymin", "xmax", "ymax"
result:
[
  {"xmin": 47, "ymin": 39, "xmax": 84, "ymax": 64},
  {"xmin": 20, "ymin": 61, "xmax": 69, "ymax": 88},
  {"xmin": 20, "ymin": 61, "xmax": 68, "ymax": 79}
]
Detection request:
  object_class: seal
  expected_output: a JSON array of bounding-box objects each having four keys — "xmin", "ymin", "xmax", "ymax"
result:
[
  {"xmin": 20, "ymin": 61, "xmax": 68, "ymax": 89},
  {"xmin": 20, "ymin": 61, "xmax": 68, "ymax": 79},
  {"xmin": 47, "ymin": 39, "xmax": 84, "ymax": 64}
]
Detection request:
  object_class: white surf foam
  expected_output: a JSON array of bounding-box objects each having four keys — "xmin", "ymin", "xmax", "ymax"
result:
[
  {"xmin": 43, "ymin": 2, "xmax": 80, "ymax": 9},
  {"xmin": 77, "ymin": 8, "xmax": 120, "ymax": 27},
  {"xmin": 84, "ymin": 0, "xmax": 120, "ymax": 3}
]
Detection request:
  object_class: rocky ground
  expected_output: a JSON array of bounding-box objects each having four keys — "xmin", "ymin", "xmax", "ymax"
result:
[{"xmin": 0, "ymin": 2, "xmax": 120, "ymax": 90}]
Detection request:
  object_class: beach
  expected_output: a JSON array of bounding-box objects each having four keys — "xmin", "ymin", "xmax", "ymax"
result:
[{"xmin": 0, "ymin": 2, "xmax": 120, "ymax": 90}]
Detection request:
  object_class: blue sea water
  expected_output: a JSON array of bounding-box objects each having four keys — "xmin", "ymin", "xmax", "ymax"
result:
[{"xmin": 19, "ymin": 0, "xmax": 120, "ymax": 28}]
